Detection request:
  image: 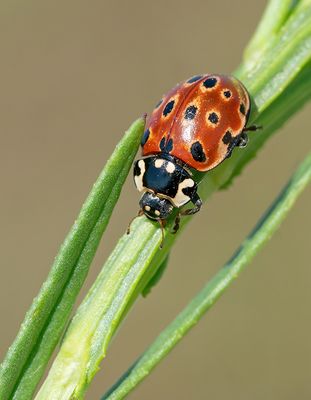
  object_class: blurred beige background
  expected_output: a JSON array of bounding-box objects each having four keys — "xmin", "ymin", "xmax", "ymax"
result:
[{"xmin": 1, "ymin": 1, "xmax": 310, "ymax": 399}]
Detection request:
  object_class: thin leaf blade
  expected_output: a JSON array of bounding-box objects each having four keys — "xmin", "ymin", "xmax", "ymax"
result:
[{"xmin": 0, "ymin": 118, "xmax": 144, "ymax": 400}]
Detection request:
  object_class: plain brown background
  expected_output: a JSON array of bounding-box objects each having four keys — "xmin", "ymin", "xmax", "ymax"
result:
[{"xmin": 1, "ymin": 1, "xmax": 311, "ymax": 399}]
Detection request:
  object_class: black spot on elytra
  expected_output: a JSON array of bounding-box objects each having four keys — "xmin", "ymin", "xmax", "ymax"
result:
[
  {"xmin": 222, "ymin": 130, "xmax": 233, "ymax": 145},
  {"xmin": 184, "ymin": 105, "xmax": 198, "ymax": 120},
  {"xmin": 208, "ymin": 112, "xmax": 219, "ymax": 124},
  {"xmin": 159, "ymin": 137, "xmax": 173, "ymax": 152},
  {"xmin": 163, "ymin": 100, "xmax": 175, "ymax": 117},
  {"xmin": 203, "ymin": 77, "xmax": 217, "ymax": 88},
  {"xmin": 223, "ymin": 90, "xmax": 232, "ymax": 98},
  {"xmin": 155, "ymin": 99, "xmax": 163, "ymax": 108},
  {"xmin": 187, "ymin": 75, "xmax": 202, "ymax": 83},
  {"xmin": 166, "ymin": 138, "xmax": 173, "ymax": 152},
  {"xmin": 141, "ymin": 129, "xmax": 150, "ymax": 146},
  {"xmin": 160, "ymin": 137, "xmax": 166, "ymax": 151},
  {"xmin": 239, "ymin": 103, "xmax": 246, "ymax": 115},
  {"xmin": 191, "ymin": 141, "xmax": 206, "ymax": 162}
]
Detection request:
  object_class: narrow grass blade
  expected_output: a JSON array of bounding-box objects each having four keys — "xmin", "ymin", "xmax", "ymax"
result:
[
  {"xmin": 242, "ymin": 0, "xmax": 300, "ymax": 71},
  {"xmin": 102, "ymin": 152, "xmax": 311, "ymax": 400},
  {"xmin": 0, "ymin": 118, "xmax": 144, "ymax": 400}
]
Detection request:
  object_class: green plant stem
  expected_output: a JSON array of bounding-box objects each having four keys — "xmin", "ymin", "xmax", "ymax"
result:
[
  {"xmin": 0, "ymin": 118, "xmax": 144, "ymax": 400},
  {"xmin": 102, "ymin": 151, "xmax": 311, "ymax": 400},
  {"xmin": 242, "ymin": 0, "xmax": 300, "ymax": 72}
]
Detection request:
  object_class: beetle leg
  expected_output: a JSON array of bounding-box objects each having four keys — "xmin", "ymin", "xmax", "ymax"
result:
[
  {"xmin": 236, "ymin": 124, "xmax": 262, "ymax": 149},
  {"xmin": 243, "ymin": 124, "xmax": 262, "ymax": 132},
  {"xmin": 157, "ymin": 218, "xmax": 166, "ymax": 249},
  {"xmin": 171, "ymin": 194, "xmax": 202, "ymax": 234},
  {"xmin": 172, "ymin": 213, "xmax": 181, "ymax": 234},
  {"xmin": 181, "ymin": 193, "xmax": 202, "ymax": 216},
  {"xmin": 236, "ymin": 132, "xmax": 248, "ymax": 148}
]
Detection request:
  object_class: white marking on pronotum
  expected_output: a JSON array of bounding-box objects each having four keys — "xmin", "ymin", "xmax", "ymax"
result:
[
  {"xmin": 145, "ymin": 205, "xmax": 151, "ymax": 211},
  {"xmin": 155, "ymin": 159, "xmax": 165, "ymax": 168},
  {"xmin": 166, "ymin": 161, "xmax": 175, "ymax": 173},
  {"xmin": 172, "ymin": 178, "xmax": 195, "ymax": 207},
  {"xmin": 134, "ymin": 160, "xmax": 146, "ymax": 192},
  {"xmin": 154, "ymin": 210, "xmax": 160, "ymax": 216}
]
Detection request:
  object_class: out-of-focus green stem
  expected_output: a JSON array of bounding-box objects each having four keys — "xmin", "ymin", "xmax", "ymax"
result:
[{"xmin": 242, "ymin": 0, "xmax": 299, "ymax": 71}]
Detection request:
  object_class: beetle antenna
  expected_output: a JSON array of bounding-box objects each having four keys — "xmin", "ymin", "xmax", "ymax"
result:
[
  {"xmin": 127, "ymin": 209, "xmax": 144, "ymax": 235},
  {"xmin": 157, "ymin": 218, "xmax": 166, "ymax": 249}
]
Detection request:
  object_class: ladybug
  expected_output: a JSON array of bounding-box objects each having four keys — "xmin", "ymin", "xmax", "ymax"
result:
[{"xmin": 131, "ymin": 74, "xmax": 258, "ymax": 238}]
